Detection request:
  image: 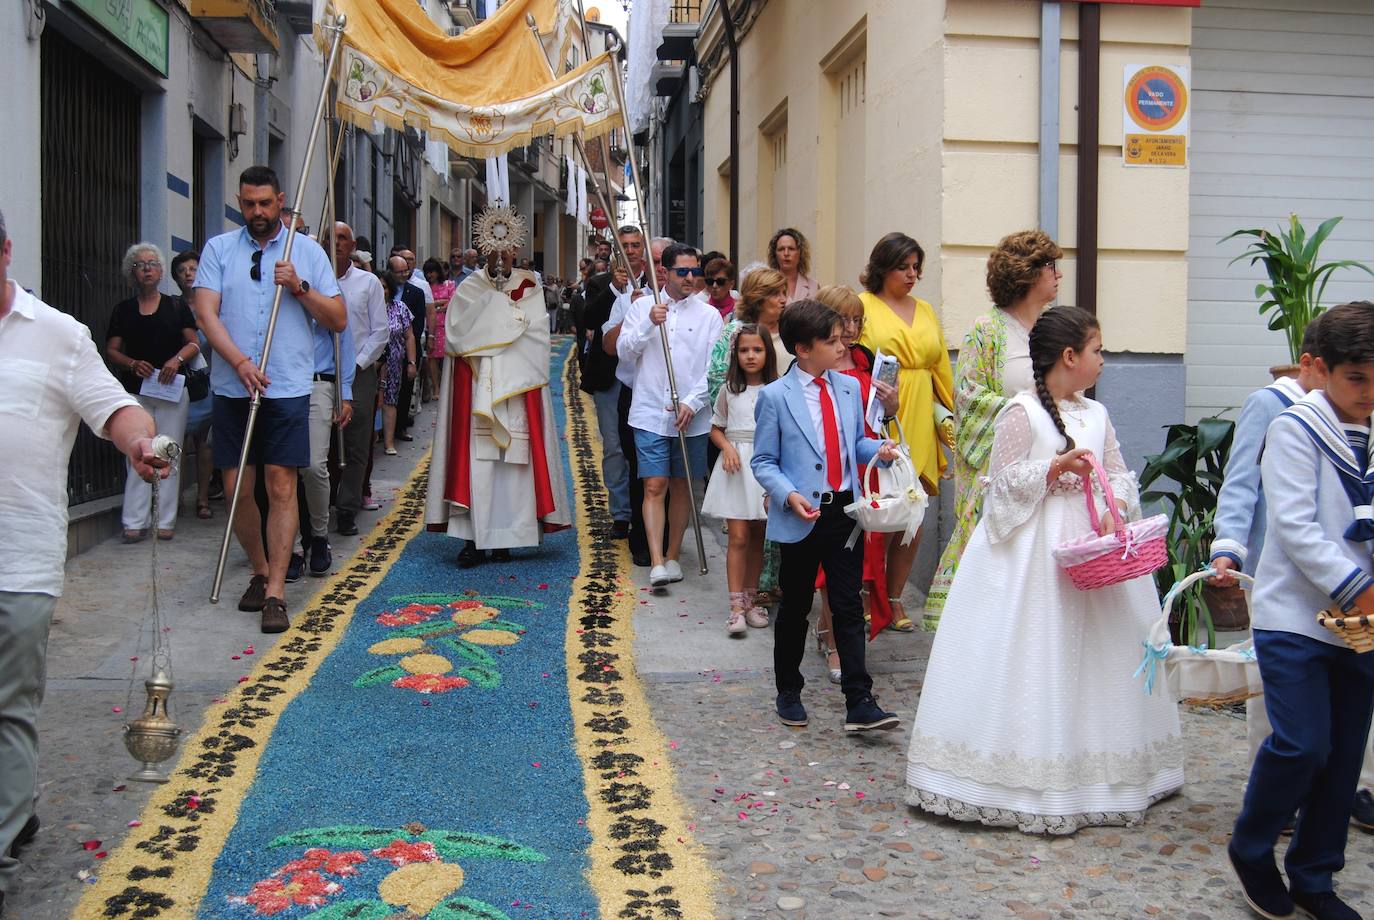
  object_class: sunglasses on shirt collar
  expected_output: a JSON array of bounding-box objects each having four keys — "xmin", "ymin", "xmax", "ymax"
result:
[
  {"xmin": 672, "ymin": 266, "xmax": 704, "ymax": 278},
  {"xmin": 250, "ymin": 250, "xmax": 263, "ymax": 281}
]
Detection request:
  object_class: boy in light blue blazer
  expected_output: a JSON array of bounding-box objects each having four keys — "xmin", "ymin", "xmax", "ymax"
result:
[{"xmin": 751, "ymin": 299, "xmax": 901, "ymax": 732}]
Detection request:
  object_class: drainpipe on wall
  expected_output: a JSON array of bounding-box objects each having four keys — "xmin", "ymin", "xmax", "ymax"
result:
[
  {"xmin": 720, "ymin": 0, "xmax": 740, "ymax": 267},
  {"xmin": 1075, "ymin": 1, "xmax": 1101, "ymax": 316},
  {"xmin": 1038, "ymin": 1, "xmax": 1060, "ymax": 242}
]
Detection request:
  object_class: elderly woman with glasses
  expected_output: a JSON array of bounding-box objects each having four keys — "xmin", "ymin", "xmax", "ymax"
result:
[
  {"xmin": 106, "ymin": 242, "xmax": 201, "ymax": 542},
  {"xmin": 921, "ymin": 229, "xmax": 1064, "ymax": 629}
]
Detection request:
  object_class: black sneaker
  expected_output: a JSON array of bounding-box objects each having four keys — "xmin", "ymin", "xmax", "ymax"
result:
[
  {"xmin": 631, "ymin": 550, "xmax": 652, "ymax": 567},
  {"xmin": 776, "ymin": 691, "xmax": 808, "ymax": 727},
  {"xmin": 335, "ymin": 512, "xmax": 359, "ymax": 536},
  {"xmin": 1291, "ymin": 890, "xmax": 1360, "ymax": 920},
  {"xmin": 1351, "ymin": 789, "xmax": 1374, "ymax": 831},
  {"xmin": 285, "ymin": 552, "xmax": 305, "ymax": 584},
  {"xmin": 611, "ymin": 520, "xmax": 631, "ymax": 539},
  {"xmin": 491, "ymin": 548, "xmax": 512, "ymax": 563},
  {"xmin": 1228, "ymin": 843, "xmax": 1295, "ymax": 920},
  {"xmin": 844, "ymin": 695, "xmax": 901, "ymax": 733},
  {"xmin": 308, "ymin": 537, "xmax": 332, "ymax": 577}
]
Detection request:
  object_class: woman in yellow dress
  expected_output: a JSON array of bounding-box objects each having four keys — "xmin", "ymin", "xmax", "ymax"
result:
[{"xmin": 858, "ymin": 232, "xmax": 954, "ymax": 632}]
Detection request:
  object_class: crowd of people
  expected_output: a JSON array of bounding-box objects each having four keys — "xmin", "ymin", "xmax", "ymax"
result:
[{"xmin": 5, "ymin": 158, "xmax": 1374, "ymax": 919}]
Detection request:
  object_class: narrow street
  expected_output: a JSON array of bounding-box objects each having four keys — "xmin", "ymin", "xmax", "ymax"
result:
[{"xmin": 17, "ymin": 393, "xmax": 1374, "ymax": 920}]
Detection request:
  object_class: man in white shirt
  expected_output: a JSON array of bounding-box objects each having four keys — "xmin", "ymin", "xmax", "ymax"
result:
[
  {"xmin": 330, "ymin": 223, "xmax": 390, "ymax": 536},
  {"xmin": 615, "ymin": 243, "xmax": 722, "ymax": 589},
  {"xmin": 0, "ymin": 208, "xmax": 165, "ymax": 913}
]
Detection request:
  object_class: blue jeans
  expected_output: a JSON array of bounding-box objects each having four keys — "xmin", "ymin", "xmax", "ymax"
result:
[
  {"xmin": 1233, "ymin": 628, "xmax": 1374, "ymax": 893},
  {"xmin": 592, "ymin": 382, "xmax": 631, "ymax": 522}
]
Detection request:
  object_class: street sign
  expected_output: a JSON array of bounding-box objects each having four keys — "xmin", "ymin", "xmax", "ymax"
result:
[
  {"xmin": 68, "ymin": 0, "xmax": 169, "ymax": 76},
  {"xmin": 589, "ymin": 205, "xmax": 610, "ymax": 230},
  {"xmin": 1122, "ymin": 64, "xmax": 1189, "ymax": 167}
]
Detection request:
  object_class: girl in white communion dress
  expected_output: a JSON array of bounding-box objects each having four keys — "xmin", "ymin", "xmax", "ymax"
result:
[{"xmin": 905, "ymin": 306, "xmax": 1182, "ymax": 834}]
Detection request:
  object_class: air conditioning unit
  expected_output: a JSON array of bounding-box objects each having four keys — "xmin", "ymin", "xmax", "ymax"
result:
[
  {"xmin": 229, "ymin": 102, "xmax": 247, "ymax": 138},
  {"xmin": 447, "ymin": 25, "xmax": 465, "ymax": 36}
]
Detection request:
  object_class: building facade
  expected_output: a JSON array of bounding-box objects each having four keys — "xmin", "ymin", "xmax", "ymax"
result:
[{"xmin": 3, "ymin": 0, "xmax": 617, "ymax": 550}]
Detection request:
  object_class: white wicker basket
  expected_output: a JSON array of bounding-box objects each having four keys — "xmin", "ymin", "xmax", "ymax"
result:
[{"xmin": 1134, "ymin": 568, "xmax": 1263, "ymax": 705}]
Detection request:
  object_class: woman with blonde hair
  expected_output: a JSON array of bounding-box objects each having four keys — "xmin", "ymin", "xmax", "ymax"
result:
[
  {"xmin": 857, "ymin": 232, "xmax": 954, "ymax": 632},
  {"xmin": 707, "ymin": 266, "xmax": 788, "ymax": 403},
  {"xmin": 922, "ymin": 229, "xmax": 1063, "ymax": 628},
  {"xmin": 767, "ymin": 228, "xmax": 819, "ymax": 304}
]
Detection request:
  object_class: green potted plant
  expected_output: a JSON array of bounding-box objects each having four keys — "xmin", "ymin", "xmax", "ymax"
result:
[
  {"xmin": 1140, "ymin": 415, "xmax": 1237, "ymax": 648},
  {"xmin": 1222, "ymin": 214, "xmax": 1374, "ymax": 378}
]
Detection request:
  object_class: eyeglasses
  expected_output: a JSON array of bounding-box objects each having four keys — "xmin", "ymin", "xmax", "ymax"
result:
[
  {"xmin": 672, "ymin": 266, "xmax": 704, "ymax": 278},
  {"xmin": 133, "ymin": 260, "xmax": 161, "ymax": 270},
  {"xmin": 1042, "ymin": 260, "xmax": 1058, "ymax": 273},
  {"xmin": 250, "ymin": 250, "xmax": 263, "ymax": 281},
  {"xmin": 705, "ymin": 277, "xmax": 730, "ymax": 287}
]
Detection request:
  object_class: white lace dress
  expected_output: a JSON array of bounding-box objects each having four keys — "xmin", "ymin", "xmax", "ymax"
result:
[
  {"xmin": 701, "ymin": 384, "xmax": 767, "ymax": 521},
  {"xmin": 905, "ymin": 392, "xmax": 1183, "ymax": 834}
]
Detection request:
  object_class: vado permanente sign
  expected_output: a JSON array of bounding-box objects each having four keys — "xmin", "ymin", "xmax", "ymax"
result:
[{"xmin": 1122, "ymin": 63, "xmax": 1190, "ymax": 167}]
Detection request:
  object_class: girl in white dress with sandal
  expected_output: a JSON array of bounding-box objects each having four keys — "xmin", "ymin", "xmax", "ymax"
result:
[{"xmin": 905, "ymin": 306, "xmax": 1182, "ymax": 834}]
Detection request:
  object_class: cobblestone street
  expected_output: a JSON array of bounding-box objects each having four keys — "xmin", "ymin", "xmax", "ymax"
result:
[{"xmin": 635, "ymin": 521, "xmax": 1374, "ymax": 919}]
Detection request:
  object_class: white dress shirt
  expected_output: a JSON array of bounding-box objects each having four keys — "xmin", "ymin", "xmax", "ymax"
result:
[
  {"xmin": 338, "ymin": 265, "xmax": 390, "ymax": 368},
  {"xmin": 792, "ymin": 366, "xmax": 852, "ymax": 491},
  {"xmin": 616, "ymin": 291, "xmax": 724, "ymax": 438},
  {"xmin": 0, "ymin": 282, "xmax": 139, "ymax": 595},
  {"xmin": 407, "ymin": 268, "xmax": 435, "ymax": 304},
  {"xmin": 603, "ymin": 270, "xmax": 651, "ymax": 387}
]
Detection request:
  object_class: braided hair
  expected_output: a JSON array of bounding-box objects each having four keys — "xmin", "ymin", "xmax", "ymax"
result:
[{"xmin": 1029, "ymin": 305, "xmax": 1100, "ymax": 452}]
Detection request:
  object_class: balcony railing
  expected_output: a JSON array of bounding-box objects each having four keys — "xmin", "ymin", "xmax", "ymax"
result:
[
  {"xmin": 187, "ymin": 0, "xmax": 279, "ymax": 52},
  {"xmin": 670, "ymin": 0, "xmax": 702, "ymax": 24}
]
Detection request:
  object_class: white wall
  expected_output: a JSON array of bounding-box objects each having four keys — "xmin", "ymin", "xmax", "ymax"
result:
[{"xmin": 1, "ymin": 2, "xmax": 45, "ymax": 290}]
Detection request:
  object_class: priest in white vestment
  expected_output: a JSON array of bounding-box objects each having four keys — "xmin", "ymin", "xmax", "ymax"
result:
[{"xmin": 425, "ymin": 245, "xmax": 570, "ymax": 565}]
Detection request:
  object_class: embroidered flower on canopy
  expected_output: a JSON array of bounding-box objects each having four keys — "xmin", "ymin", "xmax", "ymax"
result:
[
  {"xmin": 391, "ymin": 674, "xmax": 470, "ymax": 694},
  {"xmin": 232, "ymin": 870, "xmax": 341, "ymax": 915},
  {"xmin": 273, "ymin": 848, "xmax": 367, "ymax": 878},
  {"xmin": 371, "ymin": 839, "xmax": 440, "ymax": 866}
]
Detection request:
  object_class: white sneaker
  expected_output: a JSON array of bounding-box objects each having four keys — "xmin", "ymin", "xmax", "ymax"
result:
[
  {"xmin": 726, "ymin": 611, "xmax": 747, "ymax": 636},
  {"xmin": 650, "ymin": 564, "xmax": 672, "ymax": 588},
  {"xmin": 664, "ymin": 559, "xmax": 684, "ymax": 583}
]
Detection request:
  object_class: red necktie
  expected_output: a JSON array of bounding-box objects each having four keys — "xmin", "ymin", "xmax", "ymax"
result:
[{"xmin": 814, "ymin": 377, "xmax": 842, "ymax": 491}]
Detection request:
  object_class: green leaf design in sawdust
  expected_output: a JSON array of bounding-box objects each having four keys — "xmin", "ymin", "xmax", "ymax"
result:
[
  {"xmin": 430, "ymin": 896, "xmax": 514, "ymax": 920},
  {"xmin": 268, "ymin": 826, "xmax": 407, "ymax": 849},
  {"xmin": 439, "ymin": 637, "xmax": 497, "ymax": 666},
  {"xmin": 353, "ymin": 665, "xmax": 406, "ymax": 688},
  {"xmin": 455, "ymin": 666, "xmax": 501, "ymax": 689},
  {"xmin": 418, "ymin": 830, "xmax": 547, "ymax": 863},
  {"xmin": 305, "ymin": 899, "xmax": 394, "ymax": 919}
]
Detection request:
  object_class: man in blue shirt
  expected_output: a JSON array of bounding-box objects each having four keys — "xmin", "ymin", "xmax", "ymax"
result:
[{"xmin": 194, "ymin": 165, "xmax": 345, "ymax": 633}]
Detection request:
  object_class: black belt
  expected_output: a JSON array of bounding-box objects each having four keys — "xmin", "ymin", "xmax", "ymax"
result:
[
  {"xmin": 313, "ymin": 372, "xmax": 336, "ymax": 382},
  {"xmin": 815, "ymin": 489, "xmax": 853, "ymax": 506}
]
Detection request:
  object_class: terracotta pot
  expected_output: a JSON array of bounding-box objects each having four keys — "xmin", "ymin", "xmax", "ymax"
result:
[
  {"xmin": 1270, "ymin": 363, "xmax": 1300, "ymax": 380},
  {"xmin": 1202, "ymin": 581, "xmax": 1250, "ymax": 632}
]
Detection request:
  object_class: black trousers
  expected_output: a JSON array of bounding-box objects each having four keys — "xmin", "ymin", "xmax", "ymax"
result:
[
  {"xmin": 617, "ymin": 382, "xmax": 649, "ymax": 558},
  {"xmin": 775, "ymin": 495, "xmax": 872, "ymax": 707}
]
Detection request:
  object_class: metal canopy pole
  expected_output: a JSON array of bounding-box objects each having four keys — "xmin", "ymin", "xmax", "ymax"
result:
[
  {"xmin": 210, "ymin": 15, "xmax": 348, "ymax": 603},
  {"xmin": 527, "ymin": 18, "xmax": 708, "ymax": 575}
]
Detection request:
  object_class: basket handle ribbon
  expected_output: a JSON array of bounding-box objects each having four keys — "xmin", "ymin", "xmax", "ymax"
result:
[
  {"xmin": 854, "ymin": 418, "xmax": 924, "ymax": 547},
  {"xmin": 1135, "ymin": 566, "xmax": 1257, "ymax": 695}
]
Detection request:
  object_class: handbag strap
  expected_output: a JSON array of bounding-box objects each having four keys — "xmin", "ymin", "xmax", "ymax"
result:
[{"xmin": 1079, "ymin": 452, "xmax": 1123, "ymax": 534}]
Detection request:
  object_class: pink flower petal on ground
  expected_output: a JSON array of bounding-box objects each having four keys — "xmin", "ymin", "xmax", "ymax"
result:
[
  {"xmin": 111, "ymin": 707, "xmax": 122, "ymax": 714},
  {"xmin": 81, "ymin": 840, "xmax": 101, "ymax": 851}
]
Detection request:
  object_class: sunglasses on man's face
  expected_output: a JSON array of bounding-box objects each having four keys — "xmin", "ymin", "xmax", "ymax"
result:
[
  {"xmin": 672, "ymin": 266, "xmax": 704, "ymax": 278},
  {"xmin": 705, "ymin": 277, "xmax": 730, "ymax": 287},
  {"xmin": 250, "ymin": 250, "xmax": 263, "ymax": 281}
]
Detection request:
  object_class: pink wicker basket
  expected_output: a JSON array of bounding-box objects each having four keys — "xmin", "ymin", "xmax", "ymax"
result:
[{"xmin": 1052, "ymin": 453, "xmax": 1168, "ymax": 591}]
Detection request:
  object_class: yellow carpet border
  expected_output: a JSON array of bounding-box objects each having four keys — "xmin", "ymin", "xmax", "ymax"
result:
[
  {"xmin": 71, "ymin": 457, "xmax": 431, "ymax": 919},
  {"xmin": 561, "ymin": 354, "xmax": 717, "ymax": 918}
]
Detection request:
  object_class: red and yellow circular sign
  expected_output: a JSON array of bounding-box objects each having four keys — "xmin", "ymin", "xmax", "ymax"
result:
[{"xmin": 1124, "ymin": 66, "xmax": 1188, "ymax": 132}]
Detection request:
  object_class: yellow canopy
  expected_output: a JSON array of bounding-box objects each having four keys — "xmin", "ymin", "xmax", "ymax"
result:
[{"xmin": 328, "ymin": 0, "xmax": 621, "ymax": 157}]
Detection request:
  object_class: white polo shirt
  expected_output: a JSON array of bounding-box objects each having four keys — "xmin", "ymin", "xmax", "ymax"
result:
[
  {"xmin": 0, "ymin": 281, "xmax": 139, "ymax": 596},
  {"xmin": 337, "ymin": 265, "xmax": 390, "ymax": 368}
]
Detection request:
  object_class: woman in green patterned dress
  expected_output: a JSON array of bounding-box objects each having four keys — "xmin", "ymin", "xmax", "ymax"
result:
[{"xmin": 922, "ymin": 230, "xmax": 1063, "ymax": 629}]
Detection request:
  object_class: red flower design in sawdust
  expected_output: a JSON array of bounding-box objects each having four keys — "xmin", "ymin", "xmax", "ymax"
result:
[
  {"xmin": 371, "ymin": 839, "xmax": 440, "ymax": 866},
  {"xmin": 273, "ymin": 847, "xmax": 366, "ymax": 877},
  {"xmin": 232, "ymin": 870, "xmax": 341, "ymax": 915},
  {"xmin": 449, "ymin": 599, "xmax": 485, "ymax": 609},
  {"xmin": 375, "ymin": 603, "xmax": 441, "ymax": 627},
  {"xmin": 391, "ymin": 674, "xmax": 470, "ymax": 694}
]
